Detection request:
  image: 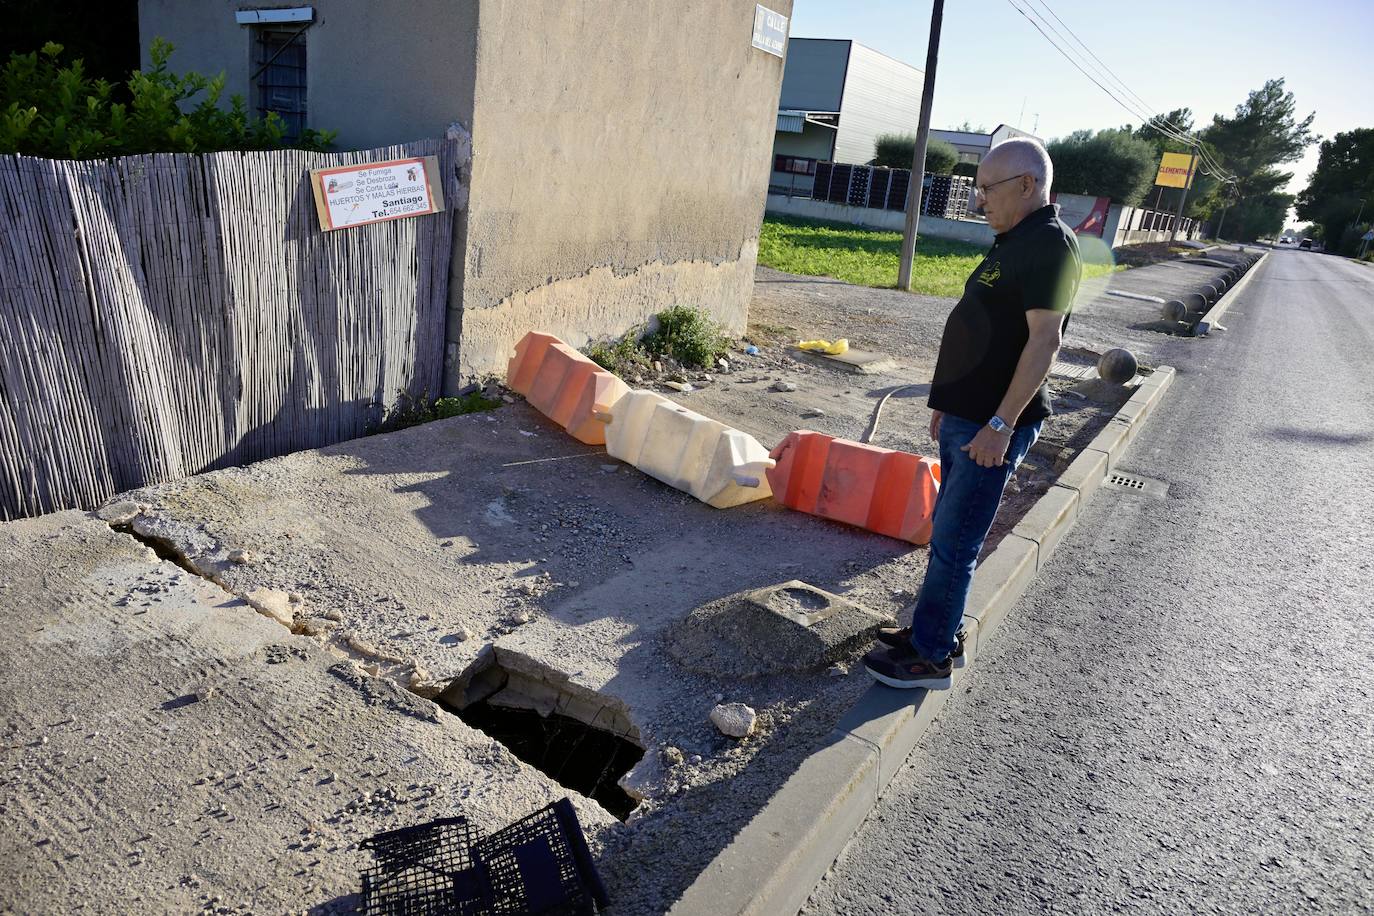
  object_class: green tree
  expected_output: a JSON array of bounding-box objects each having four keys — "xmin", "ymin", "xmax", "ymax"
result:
[
  {"xmin": 1199, "ymin": 78, "xmax": 1316, "ymax": 241},
  {"xmin": 1, "ymin": 40, "xmax": 335, "ymax": 158},
  {"xmin": 873, "ymin": 134, "xmax": 959, "ymax": 173},
  {"xmin": 1046, "ymin": 128, "xmax": 1157, "ymax": 205},
  {"xmin": 1295, "ymin": 128, "xmax": 1374, "ymax": 255},
  {"xmin": 1129, "ymin": 107, "xmax": 1222, "ymax": 220},
  {"xmin": 1131, "ymin": 107, "xmax": 1195, "ymax": 154}
]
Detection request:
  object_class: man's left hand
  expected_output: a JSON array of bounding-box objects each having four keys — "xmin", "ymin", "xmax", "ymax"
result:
[{"xmin": 961, "ymin": 425, "xmax": 1012, "ymax": 468}]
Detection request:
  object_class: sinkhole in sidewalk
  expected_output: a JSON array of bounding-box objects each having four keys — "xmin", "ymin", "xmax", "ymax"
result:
[
  {"xmin": 112, "ymin": 524, "xmax": 202, "ymax": 577},
  {"xmin": 438, "ymin": 652, "xmax": 645, "ymax": 821}
]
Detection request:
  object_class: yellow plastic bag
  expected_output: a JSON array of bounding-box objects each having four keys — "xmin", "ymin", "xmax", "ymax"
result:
[{"xmin": 797, "ymin": 338, "xmax": 849, "ymax": 355}]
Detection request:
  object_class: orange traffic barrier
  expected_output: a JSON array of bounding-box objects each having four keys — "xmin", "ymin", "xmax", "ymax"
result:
[
  {"xmin": 506, "ymin": 332, "xmax": 630, "ymax": 445},
  {"xmin": 767, "ymin": 431, "xmax": 941, "ymax": 545}
]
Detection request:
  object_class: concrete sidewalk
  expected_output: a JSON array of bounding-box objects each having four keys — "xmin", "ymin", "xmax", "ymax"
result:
[{"xmin": 0, "ymin": 512, "xmax": 611, "ymax": 914}]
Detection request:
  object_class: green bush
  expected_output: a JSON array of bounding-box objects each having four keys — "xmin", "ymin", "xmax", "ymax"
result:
[
  {"xmin": 641, "ymin": 306, "xmax": 729, "ymax": 369},
  {"xmin": 1, "ymin": 40, "xmax": 335, "ymax": 159},
  {"xmin": 873, "ymin": 134, "xmax": 959, "ymax": 174},
  {"xmin": 586, "ymin": 330, "xmax": 652, "ymax": 376},
  {"xmin": 1047, "ymin": 128, "xmax": 1157, "ymax": 206}
]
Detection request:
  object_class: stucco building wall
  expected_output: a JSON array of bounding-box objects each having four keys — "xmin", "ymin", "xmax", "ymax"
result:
[
  {"xmin": 453, "ymin": 0, "xmax": 791, "ymax": 378},
  {"xmin": 138, "ymin": 0, "xmax": 479, "ymax": 151},
  {"xmin": 138, "ymin": 0, "xmax": 789, "ymax": 385}
]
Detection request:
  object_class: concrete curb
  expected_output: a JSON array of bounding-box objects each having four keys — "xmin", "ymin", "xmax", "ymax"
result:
[
  {"xmin": 668, "ymin": 367, "xmax": 1178, "ymax": 916},
  {"xmin": 1196, "ymin": 250, "xmax": 1269, "ymax": 335}
]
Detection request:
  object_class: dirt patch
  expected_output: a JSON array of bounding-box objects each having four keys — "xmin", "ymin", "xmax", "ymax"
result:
[{"xmin": 1114, "ymin": 241, "xmax": 1195, "ymax": 268}]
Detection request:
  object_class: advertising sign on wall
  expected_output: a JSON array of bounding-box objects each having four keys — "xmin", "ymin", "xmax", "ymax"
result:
[
  {"xmin": 1154, "ymin": 151, "xmax": 1197, "ymax": 189},
  {"xmin": 310, "ymin": 156, "xmax": 445, "ymax": 231}
]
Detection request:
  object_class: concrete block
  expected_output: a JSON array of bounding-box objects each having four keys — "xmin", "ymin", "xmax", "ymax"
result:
[
  {"xmin": 964, "ymin": 533, "xmax": 1037, "ymax": 641},
  {"xmin": 1110, "ymin": 414, "xmax": 1141, "ymax": 450},
  {"xmin": 1011, "ymin": 484, "xmax": 1080, "ymax": 570},
  {"xmin": 1137, "ymin": 366, "xmax": 1174, "ymax": 392},
  {"xmin": 665, "ymin": 581, "xmax": 886, "ymax": 678},
  {"xmin": 1054, "ymin": 446, "xmax": 1109, "ymax": 504},
  {"xmin": 667, "ymin": 731, "xmax": 879, "ymax": 916},
  {"xmin": 1087, "ymin": 417, "xmax": 1131, "ymax": 471},
  {"xmin": 836, "ymin": 684, "xmax": 945, "ymax": 790},
  {"xmin": 1112, "ymin": 398, "xmax": 1148, "ymax": 424},
  {"xmin": 960, "ymin": 614, "xmax": 982, "ymax": 662}
]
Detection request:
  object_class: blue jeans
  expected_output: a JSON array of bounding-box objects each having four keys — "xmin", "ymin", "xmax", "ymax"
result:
[{"xmin": 908, "ymin": 414, "xmax": 1041, "ymax": 661}]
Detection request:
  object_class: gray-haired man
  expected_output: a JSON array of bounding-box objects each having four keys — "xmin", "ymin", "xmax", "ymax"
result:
[{"xmin": 865, "ymin": 138, "xmax": 1082, "ymax": 689}]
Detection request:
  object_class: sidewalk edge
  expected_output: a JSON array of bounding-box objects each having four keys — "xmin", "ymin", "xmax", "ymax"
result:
[{"xmin": 1197, "ymin": 250, "xmax": 1268, "ymax": 335}]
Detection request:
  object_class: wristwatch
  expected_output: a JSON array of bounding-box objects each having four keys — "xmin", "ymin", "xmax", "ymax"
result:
[{"xmin": 987, "ymin": 415, "xmax": 1012, "ymax": 434}]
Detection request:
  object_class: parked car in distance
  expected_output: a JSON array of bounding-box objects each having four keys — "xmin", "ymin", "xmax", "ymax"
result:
[{"xmin": 1299, "ymin": 238, "xmax": 1313, "ymax": 249}]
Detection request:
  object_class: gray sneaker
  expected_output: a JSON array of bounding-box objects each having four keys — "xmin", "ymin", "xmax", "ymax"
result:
[
  {"xmin": 862, "ymin": 645, "xmax": 954, "ymax": 690},
  {"xmin": 874, "ymin": 625, "xmax": 966, "ymax": 668}
]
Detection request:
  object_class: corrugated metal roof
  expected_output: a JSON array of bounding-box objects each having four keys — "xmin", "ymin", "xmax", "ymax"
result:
[{"xmin": 777, "ymin": 111, "xmax": 806, "ymax": 133}]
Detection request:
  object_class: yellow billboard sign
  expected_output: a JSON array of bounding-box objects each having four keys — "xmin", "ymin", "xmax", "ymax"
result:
[{"xmin": 1155, "ymin": 152, "xmax": 1197, "ymax": 189}]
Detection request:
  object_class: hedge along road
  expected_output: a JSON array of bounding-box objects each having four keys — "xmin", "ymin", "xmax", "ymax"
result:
[{"xmin": 802, "ymin": 250, "xmax": 1374, "ymax": 915}]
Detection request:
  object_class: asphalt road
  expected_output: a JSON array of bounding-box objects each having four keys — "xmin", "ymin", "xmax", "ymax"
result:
[{"xmin": 803, "ymin": 251, "xmax": 1374, "ymax": 915}]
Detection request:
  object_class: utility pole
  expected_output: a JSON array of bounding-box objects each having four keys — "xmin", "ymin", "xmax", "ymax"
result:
[
  {"xmin": 1169, "ymin": 151, "xmax": 1198, "ymax": 242},
  {"xmin": 898, "ymin": 0, "xmax": 945, "ymax": 291},
  {"xmin": 1357, "ymin": 200, "xmax": 1370, "ymax": 258},
  {"xmin": 1213, "ymin": 181, "xmax": 1236, "ymax": 240}
]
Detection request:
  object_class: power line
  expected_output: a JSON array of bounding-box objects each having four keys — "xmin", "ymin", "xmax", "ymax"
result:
[
  {"xmin": 1023, "ymin": 0, "xmax": 1197, "ymax": 146},
  {"xmin": 1012, "ymin": 0, "xmax": 1221, "ymax": 171},
  {"xmin": 1005, "ymin": 0, "xmax": 1237, "ymax": 184}
]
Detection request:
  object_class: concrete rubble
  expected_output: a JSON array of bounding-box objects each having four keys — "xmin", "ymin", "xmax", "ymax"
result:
[{"xmin": 709, "ymin": 704, "xmax": 758, "ymax": 739}]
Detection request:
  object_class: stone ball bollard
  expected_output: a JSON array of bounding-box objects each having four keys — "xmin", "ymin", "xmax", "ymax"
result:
[
  {"xmin": 1098, "ymin": 348, "xmax": 1139, "ymax": 385},
  {"xmin": 1162, "ymin": 300, "xmax": 1189, "ymax": 322}
]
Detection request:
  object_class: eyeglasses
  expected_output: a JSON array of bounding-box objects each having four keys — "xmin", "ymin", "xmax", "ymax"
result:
[{"xmin": 974, "ymin": 173, "xmax": 1028, "ymax": 199}]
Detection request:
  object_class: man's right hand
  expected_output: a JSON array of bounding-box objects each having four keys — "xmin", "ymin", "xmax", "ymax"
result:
[{"xmin": 929, "ymin": 409, "xmax": 943, "ymax": 442}]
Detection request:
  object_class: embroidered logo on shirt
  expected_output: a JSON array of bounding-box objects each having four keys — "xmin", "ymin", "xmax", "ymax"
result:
[{"xmin": 976, "ymin": 261, "xmax": 1002, "ymax": 287}]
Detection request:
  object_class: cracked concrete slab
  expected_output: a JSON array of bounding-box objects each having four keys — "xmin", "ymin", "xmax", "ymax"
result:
[
  {"xmin": 96, "ymin": 402, "xmax": 927, "ymax": 913},
  {"xmin": 0, "ymin": 511, "xmax": 613, "ymax": 914}
]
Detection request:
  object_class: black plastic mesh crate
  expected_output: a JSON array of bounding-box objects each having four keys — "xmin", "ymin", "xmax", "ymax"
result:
[
  {"xmin": 887, "ymin": 170, "xmax": 910, "ymax": 211},
  {"xmin": 812, "ymin": 162, "xmax": 833, "ymax": 201},
  {"xmin": 477, "ymin": 799, "xmax": 609, "ymax": 916},
  {"xmin": 359, "ymin": 817, "xmax": 493, "ymax": 915},
  {"xmin": 826, "ymin": 165, "xmax": 853, "ymax": 204},
  {"xmin": 866, "ymin": 168, "xmax": 890, "ymax": 209},
  {"xmin": 846, "ymin": 166, "xmax": 870, "ymax": 207}
]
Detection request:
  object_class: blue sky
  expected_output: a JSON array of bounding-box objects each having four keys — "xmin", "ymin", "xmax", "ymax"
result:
[{"xmin": 788, "ymin": 0, "xmax": 1372, "ymax": 226}]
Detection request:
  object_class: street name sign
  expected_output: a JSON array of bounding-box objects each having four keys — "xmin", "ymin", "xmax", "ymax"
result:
[{"xmin": 752, "ymin": 5, "xmax": 788, "ymax": 58}]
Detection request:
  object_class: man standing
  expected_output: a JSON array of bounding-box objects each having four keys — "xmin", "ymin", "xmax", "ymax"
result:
[{"xmin": 864, "ymin": 138, "xmax": 1081, "ymax": 690}]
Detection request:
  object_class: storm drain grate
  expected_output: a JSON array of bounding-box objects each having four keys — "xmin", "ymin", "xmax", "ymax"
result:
[{"xmin": 1104, "ymin": 472, "xmax": 1169, "ymax": 498}]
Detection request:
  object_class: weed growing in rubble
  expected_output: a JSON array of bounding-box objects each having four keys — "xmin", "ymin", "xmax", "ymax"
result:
[
  {"xmin": 586, "ymin": 329, "xmax": 652, "ymax": 376},
  {"xmin": 585, "ymin": 305, "xmax": 729, "ymax": 374},
  {"xmin": 641, "ymin": 305, "xmax": 729, "ymax": 369},
  {"xmin": 372, "ymin": 389, "xmax": 499, "ymax": 434}
]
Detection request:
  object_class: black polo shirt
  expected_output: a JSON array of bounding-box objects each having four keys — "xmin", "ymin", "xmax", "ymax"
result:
[{"xmin": 928, "ymin": 204, "xmax": 1081, "ymax": 428}]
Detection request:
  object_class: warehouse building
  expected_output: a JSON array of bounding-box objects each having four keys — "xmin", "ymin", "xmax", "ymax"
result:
[{"xmin": 769, "ymin": 38, "xmax": 923, "ymax": 195}]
